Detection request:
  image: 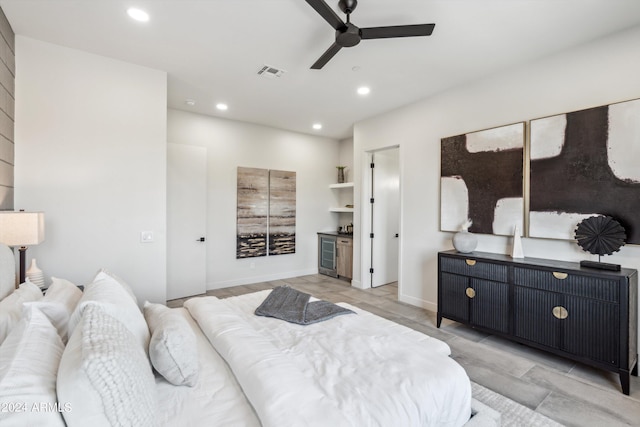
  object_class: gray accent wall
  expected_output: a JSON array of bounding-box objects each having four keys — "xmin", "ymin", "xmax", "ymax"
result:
[{"xmin": 0, "ymin": 6, "xmax": 13, "ymax": 210}]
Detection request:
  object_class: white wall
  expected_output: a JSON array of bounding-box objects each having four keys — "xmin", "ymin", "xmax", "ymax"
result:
[
  {"xmin": 354, "ymin": 26, "xmax": 640, "ymax": 313},
  {"xmin": 167, "ymin": 109, "xmax": 340, "ymax": 289},
  {"xmin": 14, "ymin": 36, "xmax": 167, "ymax": 304},
  {"xmin": 338, "ymin": 137, "xmax": 353, "ymax": 180},
  {"xmin": 334, "ymin": 137, "xmax": 354, "ymax": 232}
]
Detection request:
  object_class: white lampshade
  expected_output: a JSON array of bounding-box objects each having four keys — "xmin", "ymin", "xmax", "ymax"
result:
[{"xmin": 0, "ymin": 211, "xmax": 45, "ymax": 247}]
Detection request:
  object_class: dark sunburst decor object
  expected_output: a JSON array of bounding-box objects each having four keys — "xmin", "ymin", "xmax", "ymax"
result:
[{"xmin": 575, "ymin": 216, "xmax": 626, "ymax": 271}]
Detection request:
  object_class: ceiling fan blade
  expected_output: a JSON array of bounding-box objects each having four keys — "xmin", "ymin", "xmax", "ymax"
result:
[
  {"xmin": 361, "ymin": 23, "xmax": 435, "ymax": 39},
  {"xmin": 305, "ymin": 0, "xmax": 345, "ymax": 30},
  {"xmin": 311, "ymin": 42, "xmax": 343, "ymax": 69}
]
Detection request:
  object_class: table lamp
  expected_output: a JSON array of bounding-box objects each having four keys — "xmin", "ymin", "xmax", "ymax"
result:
[{"xmin": 0, "ymin": 211, "xmax": 45, "ymax": 286}]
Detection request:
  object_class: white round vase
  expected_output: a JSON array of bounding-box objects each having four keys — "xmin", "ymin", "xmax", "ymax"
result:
[
  {"xmin": 26, "ymin": 259, "xmax": 45, "ymax": 289},
  {"xmin": 453, "ymin": 230, "xmax": 477, "ymax": 253}
]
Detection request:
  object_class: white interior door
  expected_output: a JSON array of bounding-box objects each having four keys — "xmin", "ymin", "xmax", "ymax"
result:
[
  {"xmin": 167, "ymin": 143, "xmax": 207, "ymax": 300},
  {"xmin": 371, "ymin": 148, "xmax": 400, "ymax": 287}
]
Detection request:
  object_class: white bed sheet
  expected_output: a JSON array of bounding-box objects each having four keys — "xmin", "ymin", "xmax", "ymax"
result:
[
  {"xmin": 184, "ymin": 290, "xmax": 471, "ymax": 427},
  {"xmin": 154, "ymin": 307, "xmax": 260, "ymax": 427}
]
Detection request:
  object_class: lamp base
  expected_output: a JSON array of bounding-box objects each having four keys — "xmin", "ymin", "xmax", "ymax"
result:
[{"xmin": 18, "ymin": 246, "xmax": 27, "ymax": 284}]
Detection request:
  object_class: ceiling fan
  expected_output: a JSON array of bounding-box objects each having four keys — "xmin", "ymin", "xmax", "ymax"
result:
[{"xmin": 304, "ymin": 0, "xmax": 436, "ymax": 69}]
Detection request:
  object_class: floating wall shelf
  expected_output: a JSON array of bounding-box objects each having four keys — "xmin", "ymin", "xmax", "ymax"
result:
[
  {"xmin": 329, "ymin": 182, "xmax": 354, "ymax": 213},
  {"xmin": 329, "ymin": 182, "xmax": 354, "ymax": 189}
]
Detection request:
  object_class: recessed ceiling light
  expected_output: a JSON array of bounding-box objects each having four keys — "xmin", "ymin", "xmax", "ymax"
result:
[
  {"xmin": 357, "ymin": 86, "xmax": 371, "ymax": 96},
  {"xmin": 312, "ymin": 123, "xmax": 322, "ymax": 130},
  {"xmin": 185, "ymin": 99, "xmax": 196, "ymax": 106},
  {"xmin": 216, "ymin": 103, "xmax": 228, "ymax": 111},
  {"xmin": 127, "ymin": 8, "xmax": 149, "ymax": 22}
]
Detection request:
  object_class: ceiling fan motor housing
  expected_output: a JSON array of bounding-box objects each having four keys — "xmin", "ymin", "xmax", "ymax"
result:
[{"xmin": 336, "ymin": 23, "xmax": 361, "ymax": 47}]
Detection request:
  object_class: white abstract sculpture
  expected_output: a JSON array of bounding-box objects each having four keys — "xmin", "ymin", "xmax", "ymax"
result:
[{"xmin": 511, "ymin": 225, "xmax": 524, "ymax": 258}]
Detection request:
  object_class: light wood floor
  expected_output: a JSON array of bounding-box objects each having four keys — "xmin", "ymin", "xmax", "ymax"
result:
[{"xmin": 167, "ymin": 274, "xmax": 640, "ymax": 427}]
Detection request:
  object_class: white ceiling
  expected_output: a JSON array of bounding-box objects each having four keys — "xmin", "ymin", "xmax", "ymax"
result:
[{"xmin": 2, "ymin": 0, "xmax": 640, "ymax": 140}]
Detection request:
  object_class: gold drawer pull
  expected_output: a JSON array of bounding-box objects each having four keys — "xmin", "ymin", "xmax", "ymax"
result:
[
  {"xmin": 466, "ymin": 288, "xmax": 476, "ymax": 298},
  {"xmin": 552, "ymin": 306, "xmax": 569, "ymax": 319},
  {"xmin": 552, "ymin": 272, "xmax": 568, "ymax": 280},
  {"xmin": 465, "ymin": 259, "xmax": 476, "ymax": 266}
]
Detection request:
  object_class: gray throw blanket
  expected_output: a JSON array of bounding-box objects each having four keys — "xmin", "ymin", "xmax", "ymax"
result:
[{"xmin": 255, "ymin": 286, "xmax": 355, "ymax": 325}]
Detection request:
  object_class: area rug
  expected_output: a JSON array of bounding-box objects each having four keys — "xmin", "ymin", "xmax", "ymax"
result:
[{"xmin": 472, "ymin": 382, "xmax": 565, "ymax": 427}]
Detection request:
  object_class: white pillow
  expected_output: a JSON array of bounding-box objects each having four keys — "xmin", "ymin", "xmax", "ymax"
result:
[
  {"xmin": 93, "ymin": 268, "xmax": 137, "ymax": 303},
  {"xmin": 45, "ymin": 277, "xmax": 83, "ymax": 309},
  {"xmin": 57, "ymin": 304, "xmax": 157, "ymax": 427},
  {"xmin": 0, "ymin": 305, "xmax": 66, "ymax": 427},
  {"xmin": 143, "ymin": 301, "xmax": 199, "ymax": 386},
  {"xmin": 0, "ymin": 280, "xmax": 43, "ymax": 345},
  {"xmin": 25, "ymin": 277, "xmax": 83, "ymax": 344},
  {"xmin": 68, "ymin": 271, "xmax": 149, "ymax": 351}
]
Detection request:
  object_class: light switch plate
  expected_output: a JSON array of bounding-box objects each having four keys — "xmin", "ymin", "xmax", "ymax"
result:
[{"xmin": 140, "ymin": 231, "xmax": 154, "ymax": 243}]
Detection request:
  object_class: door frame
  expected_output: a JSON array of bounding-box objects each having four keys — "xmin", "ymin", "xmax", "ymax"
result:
[{"xmin": 360, "ymin": 145, "xmax": 402, "ymax": 292}]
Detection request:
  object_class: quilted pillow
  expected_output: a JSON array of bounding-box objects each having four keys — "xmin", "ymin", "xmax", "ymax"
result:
[
  {"xmin": 57, "ymin": 303, "xmax": 157, "ymax": 427},
  {"xmin": 0, "ymin": 280, "xmax": 43, "ymax": 345},
  {"xmin": 27, "ymin": 277, "xmax": 83, "ymax": 344},
  {"xmin": 0, "ymin": 304, "xmax": 66, "ymax": 426},
  {"xmin": 68, "ymin": 270, "xmax": 149, "ymax": 352},
  {"xmin": 144, "ymin": 301, "xmax": 199, "ymax": 386}
]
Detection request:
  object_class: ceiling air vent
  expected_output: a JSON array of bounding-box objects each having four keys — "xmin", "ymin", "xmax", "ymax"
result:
[{"xmin": 257, "ymin": 65, "xmax": 286, "ymax": 79}]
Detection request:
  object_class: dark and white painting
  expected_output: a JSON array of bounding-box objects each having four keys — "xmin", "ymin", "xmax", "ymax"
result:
[
  {"xmin": 441, "ymin": 123, "xmax": 524, "ymax": 235},
  {"xmin": 529, "ymin": 98, "xmax": 640, "ymax": 244},
  {"xmin": 268, "ymin": 169, "xmax": 296, "ymax": 255},
  {"xmin": 237, "ymin": 167, "xmax": 297, "ymax": 258},
  {"xmin": 237, "ymin": 167, "xmax": 268, "ymax": 258}
]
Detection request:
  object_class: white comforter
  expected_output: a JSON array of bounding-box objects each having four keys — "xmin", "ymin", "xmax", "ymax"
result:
[
  {"xmin": 184, "ymin": 290, "xmax": 471, "ymax": 427},
  {"xmin": 154, "ymin": 308, "xmax": 260, "ymax": 426}
]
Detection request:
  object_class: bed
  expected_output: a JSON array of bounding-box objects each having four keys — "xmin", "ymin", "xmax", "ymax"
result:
[
  {"xmin": 173, "ymin": 290, "xmax": 472, "ymax": 426},
  {"xmin": 0, "ymin": 245, "xmax": 497, "ymax": 426}
]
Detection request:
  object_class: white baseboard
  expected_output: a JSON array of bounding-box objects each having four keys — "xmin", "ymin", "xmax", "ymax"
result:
[
  {"xmin": 350, "ymin": 279, "xmax": 366, "ymax": 289},
  {"xmin": 398, "ymin": 293, "xmax": 437, "ymax": 313}
]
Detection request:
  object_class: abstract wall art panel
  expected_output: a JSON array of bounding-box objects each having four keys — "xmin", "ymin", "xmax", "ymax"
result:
[
  {"xmin": 441, "ymin": 123, "xmax": 525, "ymax": 236},
  {"xmin": 236, "ymin": 167, "xmax": 268, "ymax": 258},
  {"xmin": 529, "ymin": 98, "xmax": 640, "ymax": 244},
  {"xmin": 268, "ymin": 170, "xmax": 296, "ymax": 255}
]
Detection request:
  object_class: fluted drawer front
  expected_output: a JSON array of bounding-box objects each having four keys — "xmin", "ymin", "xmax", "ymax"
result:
[
  {"xmin": 513, "ymin": 267, "xmax": 619, "ymax": 302},
  {"xmin": 440, "ymin": 257, "xmax": 507, "ymax": 282}
]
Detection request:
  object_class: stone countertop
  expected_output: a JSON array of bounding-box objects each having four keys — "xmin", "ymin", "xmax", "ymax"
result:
[{"xmin": 317, "ymin": 231, "xmax": 353, "ymax": 238}]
